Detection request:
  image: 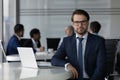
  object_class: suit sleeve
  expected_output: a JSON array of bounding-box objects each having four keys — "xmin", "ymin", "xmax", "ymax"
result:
[
  {"xmin": 91, "ymin": 39, "xmax": 107, "ymax": 80},
  {"xmin": 51, "ymin": 38, "xmax": 68, "ymax": 67}
]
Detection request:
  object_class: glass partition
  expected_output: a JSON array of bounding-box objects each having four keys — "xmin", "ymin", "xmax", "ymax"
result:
[
  {"xmin": 3, "ymin": 0, "xmax": 18, "ymax": 50},
  {"xmin": 0, "ymin": 0, "xmax": 3, "ymax": 80},
  {"xmin": 19, "ymin": 0, "xmax": 111, "ymax": 49}
]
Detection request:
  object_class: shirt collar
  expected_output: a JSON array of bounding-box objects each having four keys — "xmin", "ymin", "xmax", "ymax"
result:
[
  {"xmin": 31, "ymin": 38, "xmax": 38, "ymax": 43},
  {"xmin": 92, "ymin": 33, "xmax": 98, "ymax": 35},
  {"xmin": 75, "ymin": 32, "xmax": 88, "ymax": 40},
  {"xmin": 32, "ymin": 38, "xmax": 36, "ymax": 43},
  {"xmin": 14, "ymin": 34, "xmax": 21, "ymax": 40}
]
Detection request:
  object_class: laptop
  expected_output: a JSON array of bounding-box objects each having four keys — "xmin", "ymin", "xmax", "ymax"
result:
[
  {"xmin": 17, "ymin": 47, "xmax": 52, "ymax": 68},
  {"xmin": 46, "ymin": 38, "xmax": 60, "ymax": 51}
]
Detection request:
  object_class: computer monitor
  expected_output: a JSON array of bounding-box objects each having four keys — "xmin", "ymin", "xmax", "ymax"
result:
[
  {"xmin": 46, "ymin": 38, "xmax": 60, "ymax": 51},
  {"xmin": 20, "ymin": 38, "xmax": 31, "ymax": 47}
]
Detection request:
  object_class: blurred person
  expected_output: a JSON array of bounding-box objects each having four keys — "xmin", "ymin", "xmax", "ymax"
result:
[
  {"xmin": 58, "ymin": 25, "xmax": 74, "ymax": 48},
  {"xmin": 65, "ymin": 25, "xmax": 74, "ymax": 36},
  {"xmin": 6, "ymin": 24, "xmax": 24, "ymax": 55},
  {"xmin": 23, "ymin": 28, "xmax": 45, "ymax": 52},
  {"xmin": 89, "ymin": 21, "xmax": 101, "ymax": 35}
]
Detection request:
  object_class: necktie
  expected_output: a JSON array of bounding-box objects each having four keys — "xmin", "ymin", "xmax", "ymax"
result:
[{"xmin": 78, "ymin": 37, "xmax": 84, "ymax": 78}]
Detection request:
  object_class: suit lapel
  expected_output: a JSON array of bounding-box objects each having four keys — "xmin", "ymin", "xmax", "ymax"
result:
[
  {"xmin": 85, "ymin": 33, "xmax": 92, "ymax": 59},
  {"xmin": 71, "ymin": 35, "xmax": 78, "ymax": 62}
]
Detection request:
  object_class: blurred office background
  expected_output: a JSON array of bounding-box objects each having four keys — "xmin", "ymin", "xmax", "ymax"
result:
[
  {"xmin": 1, "ymin": 0, "xmax": 120, "ymax": 49},
  {"xmin": 1, "ymin": 0, "xmax": 120, "ymax": 67},
  {"xmin": 0, "ymin": 0, "xmax": 120, "ymax": 80}
]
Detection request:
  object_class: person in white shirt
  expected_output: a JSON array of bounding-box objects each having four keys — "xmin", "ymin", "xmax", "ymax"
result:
[
  {"xmin": 30, "ymin": 28, "xmax": 45, "ymax": 52},
  {"xmin": 23, "ymin": 28, "xmax": 45, "ymax": 52},
  {"xmin": 58, "ymin": 25, "xmax": 74, "ymax": 48}
]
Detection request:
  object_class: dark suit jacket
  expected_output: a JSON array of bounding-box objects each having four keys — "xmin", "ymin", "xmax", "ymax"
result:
[
  {"xmin": 22, "ymin": 39, "xmax": 41, "ymax": 52},
  {"xmin": 6, "ymin": 35, "xmax": 21, "ymax": 55},
  {"xmin": 51, "ymin": 33, "xmax": 106, "ymax": 80}
]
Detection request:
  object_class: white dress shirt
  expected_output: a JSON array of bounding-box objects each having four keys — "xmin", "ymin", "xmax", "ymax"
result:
[
  {"xmin": 65, "ymin": 32, "xmax": 89, "ymax": 78},
  {"xmin": 31, "ymin": 38, "xmax": 40, "ymax": 52}
]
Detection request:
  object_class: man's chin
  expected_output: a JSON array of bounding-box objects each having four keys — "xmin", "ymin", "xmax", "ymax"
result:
[{"xmin": 77, "ymin": 31, "xmax": 87, "ymax": 35}]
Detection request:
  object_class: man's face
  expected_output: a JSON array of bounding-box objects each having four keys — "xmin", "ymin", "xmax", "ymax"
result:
[
  {"xmin": 19, "ymin": 30, "xmax": 24, "ymax": 37},
  {"xmin": 33, "ymin": 33, "xmax": 41, "ymax": 41},
  {"xmin": 72, "ymin": 14, "xmax": 89, "ymax": 35},
  {"xmin": 65, "ymin": 27, "xmax": 73, "ymax": 36}
]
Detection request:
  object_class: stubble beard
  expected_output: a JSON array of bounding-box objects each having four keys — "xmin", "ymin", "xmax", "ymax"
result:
[{"xmin": 75, "ymin": 29, "xmax": 87, "ymax": 36}]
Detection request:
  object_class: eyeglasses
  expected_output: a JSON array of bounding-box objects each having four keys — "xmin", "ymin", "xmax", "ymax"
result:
[{"xmin": 73, "ymin": 20, "xmax": 88, "ymax": 25}]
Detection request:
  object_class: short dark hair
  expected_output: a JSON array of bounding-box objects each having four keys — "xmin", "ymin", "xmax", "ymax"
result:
[
  {"xmin": 14, "ymin": 24, "xmax": 24, "ymax": 33},
  {"xmin": 71, "ymin": 9, "xmax": 90, "ymax": 22},
  {"xmin": 30, "ymin": 28, "xmax": 40, "ymax": 38},
  {"xmin": 90, "ymin": 21, "xmax": 101, "ymax": 33}
]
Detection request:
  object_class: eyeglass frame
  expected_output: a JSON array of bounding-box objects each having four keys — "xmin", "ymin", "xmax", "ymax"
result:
[{"xmin": 73, "ymin": 20, "xmax": 88, "ymax": 25}]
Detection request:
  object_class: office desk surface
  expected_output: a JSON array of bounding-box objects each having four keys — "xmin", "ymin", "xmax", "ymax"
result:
[
  {"xmin": 0, "ymin": 62, "xmax": 71, "ymax": 80},
  {"xmin": 6, "ymin": 52, "xmax": 54, "ymax": 61}
]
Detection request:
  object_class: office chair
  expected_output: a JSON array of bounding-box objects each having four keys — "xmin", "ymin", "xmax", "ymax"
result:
[
  {"xmin": 0, "ymin": 40, "xmax": 8, "ymax": 62},
  {"xmin": 105, "ymin": 39, "xmax": 120, "ymax": 80}
]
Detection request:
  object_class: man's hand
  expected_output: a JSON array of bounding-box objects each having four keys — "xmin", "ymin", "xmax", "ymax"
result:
[
  {"xmin": 67, "ymin": 64, "xmax": 78, "ymax": 79},
  {"xmin": 39, "ymin": 46, "xmax": 45, "ymax": 52}
]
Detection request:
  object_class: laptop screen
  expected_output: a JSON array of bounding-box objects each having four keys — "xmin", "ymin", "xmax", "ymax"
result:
[
  {"xmin": 46, "ymin": 38, "xmax": 60, "ymax": 51},
  {"xmin": 17, "ymin": 47, "xmax": 38, "ymax": 68}
]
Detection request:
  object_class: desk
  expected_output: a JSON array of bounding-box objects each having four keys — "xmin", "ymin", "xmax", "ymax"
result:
[
  {"xmin": 6, "ymin": 52, "xmax": 55, "ymax": 62},
  {"xmin": 1, "ymin": 62, "xmax": 71, "ymax": 80}
]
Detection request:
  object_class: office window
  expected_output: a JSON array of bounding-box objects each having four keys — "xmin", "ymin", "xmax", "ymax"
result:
[{"xmin": 3, "ymin": 0, "xmax": 18, "ymax": 50}]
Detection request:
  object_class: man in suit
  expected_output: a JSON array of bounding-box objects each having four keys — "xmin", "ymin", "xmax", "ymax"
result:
[
  {"xmin": 23, "ymin": 28, "xmax": 45, "ymax": 52},
  {"xmin": 51, "ymin": 9, "xmax": 106, "ymax": 80},
  {"xmin": 89, "ymin": 21, "xmax": 101, "ymax": 35},
  {"xmin": 6, "ymin": 24, "xmax": 24, "ymax": 55}
]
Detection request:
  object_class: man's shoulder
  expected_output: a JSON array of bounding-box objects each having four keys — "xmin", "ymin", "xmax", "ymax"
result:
[
  {"xmin": 88, "ymin": 33, "xmax": 105, "ymax": 43},
  {"xmin": 7, "ymin": 35, "xmax": 19, "ymax": 46},
  {"xmin": 9, "ymin": 35, "xmax": 18, "ymax": 41},
  {"xmin": 89, "ymin": 33, "xmax": 104, "ymax": 40},
  {"xmin": 63, "ymin": 34, "xmax": 75, "ymax": 40}
]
